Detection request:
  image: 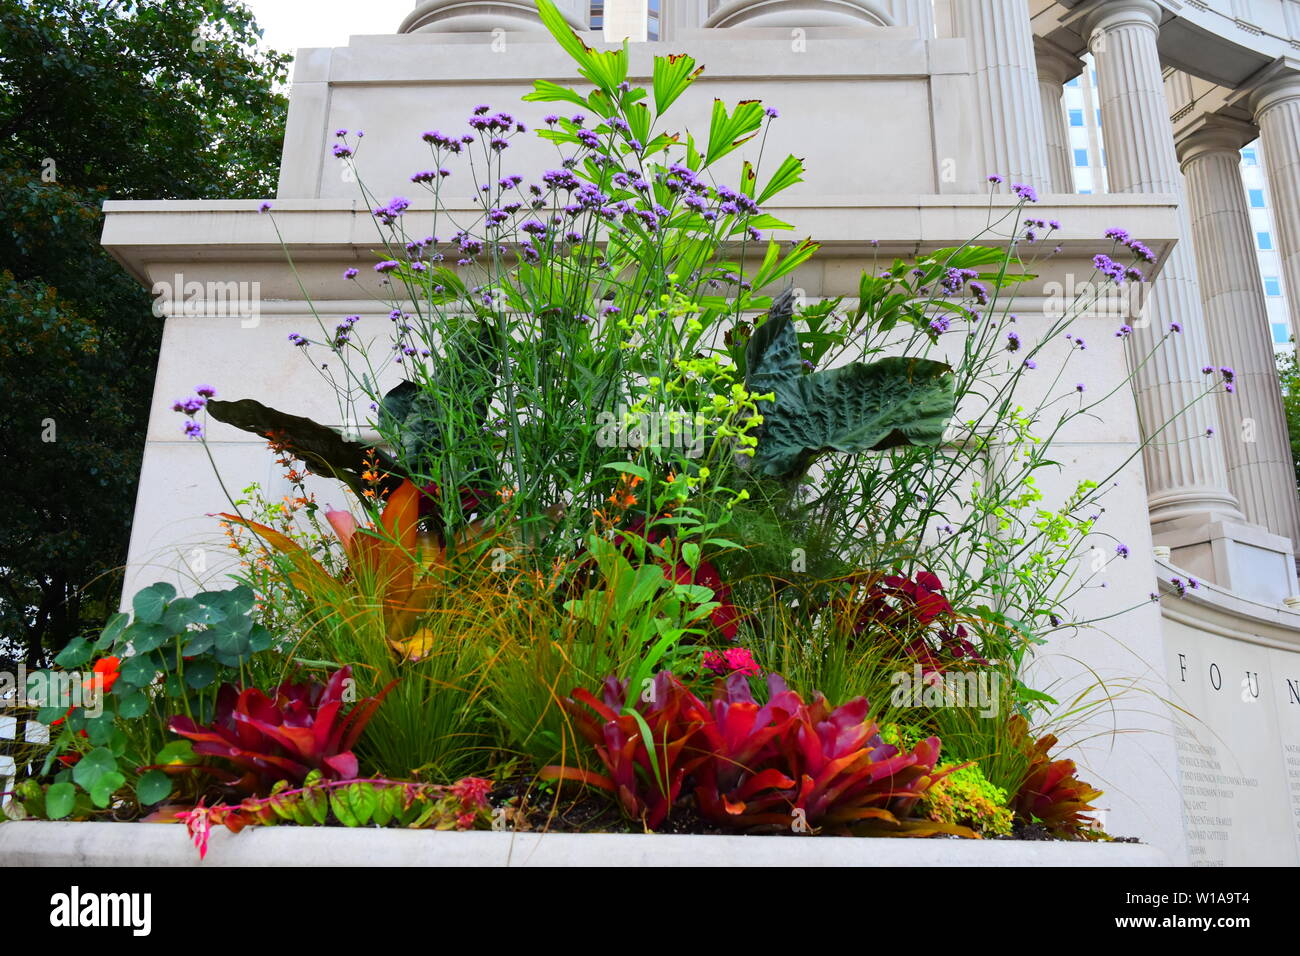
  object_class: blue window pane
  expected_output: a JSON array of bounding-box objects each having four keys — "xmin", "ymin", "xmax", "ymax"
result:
[
  {"xmin": 1073, "ymin": 148, "xmax": 1089, "ymax": 167},
  {"xmin": 1274, "ymin": 324, "xmax": 1291, "ymax": 345},
  {"xmin": 1248, "ymin": 188, "xmax": 1266, "ymax": 208},
  {"xmin": 1259, "ymin": 231, "xmax": 1274, "ymax": 250},
  {"xmin": 1095, "ymin": 109, "xmax": 1102, "ymax": 125},
  {"xmin": 1068, "ymin": 109, "xmax": 1084, "ymax": 127},
  {"xmin": 1265, "ymin": 276, "xmax": 1283, "ymax": 296},
  {"xmin": 1101, "ymin": 149, "xmax": 1106, "ymax": 167},
  {"xmin": 1078, "ymin": 188, "xmax": 1092, "ymax": 194},
  {"xmin": 1242, "ymin": 149, "xmax": 1258, "ymax": 166},
  {"xmin": 1065, "ymin": 76, "xmax": 1079, "ymax": 87}
]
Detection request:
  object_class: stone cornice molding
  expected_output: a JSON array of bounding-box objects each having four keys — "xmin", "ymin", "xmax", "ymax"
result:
[
  {"xmin": 1174, "ymin": 113, "xmax": 1259, "ymax": 165},
  {"xmin": 1033, "ymin": 35, "xmax": 1085, "ymax": 85},
  {"xmin": 1081, "ymin": 0, "xmax": 1165, "ymax": 42},
  {"xmin": 1247, "ymin": 58, "xmax": 1300, "ymax": 116}
]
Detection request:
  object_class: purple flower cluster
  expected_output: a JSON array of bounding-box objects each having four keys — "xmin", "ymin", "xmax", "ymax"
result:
[
  {"xmin": 1104, "ymin": 226, "xmax": 1156, "ymax": 264},
  {"xmin": 940, "ymin": 268, "xmax": 979, "ymax": 296},
  {"xmin": 1022, "ymin": 217, "xmax": 1060, "ymax": 243},
  {"xmin": 172, "ymin": 385, "xmax": 216, "ymax": 440},
  {"xmin": 334, "ymin": 314, "xmax": 360, "ymax": 348},
  {"xmin": 1011, "ymin": 183, "xmax": 1038, "ymax": 203},
  {"xmin": 373, "ymin": 196, "xmax": 410, "ymax": 226}
]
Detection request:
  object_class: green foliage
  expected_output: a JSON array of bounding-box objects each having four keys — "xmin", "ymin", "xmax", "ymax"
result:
[
  {"xmin": 24, "ymin": 582, "xmax": 277, "ymax": 816},
  {"xmin": 0, "ymin": 0, "xmax": 288, "ymax": 663},
  {"xmin": 745, "ymin": 291, "xmax": 956, "ymax": 478},
  {"xmin": 916, "ymin": 762, "xmax": 1013, "ymax": 837},
  {"xmin": 172, "ymin": 771, "xmax": 494, "ymax": 858},
  {"xmin": 1277, "ymin": 349, "xmax": 1300, "ymax": 492}
]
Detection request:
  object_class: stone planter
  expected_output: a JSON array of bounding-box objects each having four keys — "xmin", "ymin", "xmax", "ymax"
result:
[{"xmin": 0, "ymin": 822, "xmax": 1170, "ymax": 867}]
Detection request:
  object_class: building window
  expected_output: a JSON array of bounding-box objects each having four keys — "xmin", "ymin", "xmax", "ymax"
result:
[
  {"xmin": 1068, "ymin": 108, "xmax": 1084, "ymax": 127},
  {"xmin": 1273, "ymin": 323, "xmax": 1291, "ymax": 345},
  {"xmin": 1074, "ymin": 148, "xmax": 1089, "ymax": 167},
  {"xmin": 1095, "ymin": 109, "xmax": 1102, "ymax": 125},
  {"xmin": 1249, "ymin": 188, "xmax": 1266, "ymax": 208},
  {"xmin": 1259, "ymin": 231, "xmax": 1274, "ymax": 250},
  {"xmin": 1100, "ymin": 149, "xmax": 1106, "ymax": 167},
  {"xmin": 1242, "ymin": 148, "xmax": 1258, "ymax": 166},
  {"xmin": 1090, "ymin": 68, "xmax": 1098, "ymax": 85},
  {"xmin": 1265, "ymin": 276, "xmax": 1283, "ymax": 296},
  {"xmin": 591, "ymin": 0, "xmax": 657, "ymax": 38},
  {"xmin": 1078, "ymin": 188, "xmax": 1092, "ymax": 194},
  {"xmin": 1065, "ymin": 76, "xmax": 1079, "ymax": 87}
]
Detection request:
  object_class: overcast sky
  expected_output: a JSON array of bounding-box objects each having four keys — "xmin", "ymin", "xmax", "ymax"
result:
[{"xmin": 243, "ymin": 0, "xmax": 416, "ymax": 54}]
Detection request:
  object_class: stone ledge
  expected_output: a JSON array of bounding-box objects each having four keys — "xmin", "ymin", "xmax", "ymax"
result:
[{"xmin": 0, "ymin": 822, "xmax": 1171, "ymax": 867}]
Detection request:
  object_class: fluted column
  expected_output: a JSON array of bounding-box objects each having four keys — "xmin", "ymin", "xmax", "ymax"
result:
[
  {"xmin": 954, "ymin": 0, "xmax": 1051, "ymax": 191},
  {"xmin": 399, "ymin": 0, "xmax": 588, "ymax": 33},
  {"xmin": 1086, "ymin": 0, "xmax": 1243, "ymax": 525},
  {"xmin": 1035, "ymin": 37, "xmax": 1084, "ymax": 194},
  {"xmin": 1251, "ymin": 71, "xmax": 1300, "ymax": 362},
  {"xmin": 1178, "ymin": 119, "xmax": 1300, "ymax": 546},
  {"xmin": 661, "ymin": 0, "xmax": 706, "ymax": 40}
]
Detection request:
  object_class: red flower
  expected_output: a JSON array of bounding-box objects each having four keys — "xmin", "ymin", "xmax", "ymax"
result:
[
  {"xmin": 703, "ymin": 647, "xmax": 761, "ymax": 677},
  {"xmin": 84, "ymin": 656, "xmax": 122, "ymax": 695}
]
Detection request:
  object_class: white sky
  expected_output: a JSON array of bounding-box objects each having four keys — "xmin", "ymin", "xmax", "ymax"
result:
[{"xmin": 242, "ymin": 0, "xmax": 416, "ymax": 54}]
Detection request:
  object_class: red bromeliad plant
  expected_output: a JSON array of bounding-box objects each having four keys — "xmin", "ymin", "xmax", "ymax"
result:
[
  {"xmin": 541, "ymin": 672, "xmax": 711, "ymax": 830},
  {"xmin": 168, "ymin": 666, "xmax": 395, "ymax": 795},
  {"xmin": 547, "ymin": 670, "xmax": 968, "ymax": 835},
  {"xmin": 1008, "ymin": 715, "xmax": 1105, "ymax": 839},
  {"xmin": 696, "ymin": 673, "xmax": 965, "ymax": 834}
]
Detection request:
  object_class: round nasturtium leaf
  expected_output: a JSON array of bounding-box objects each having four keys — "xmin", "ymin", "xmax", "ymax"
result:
[
  {"xmin": 45, "ymin": 782, "xmax": 76, "ymax": 820},
  {"xmin": 89, "ymin": 770, "xmax": 126, "ymax": 809},
  {"xmin": 184, "ymin": 660, "xmax": 217, "ymax": 690},
  {"xmin": 162, "ymin": 597, "xmax": 204, "ymax": 632},
  {"xmin": 154, "ymin": 740, "xmax": 195, "ymax": 766},
  {"xmin": 54, "ymin": 637, "xmax": 92, "ymax": 668},
  {"xmin": 36, "ymin": 705, "xmax": 68, "ymax": 725},
  {"xmin": 132, "ymin": 585, "xmax": 169, "ymax": 625},
  {"xmin": 84, "ymin": 712, "xmax": 119, "ymax": 746},
  {"xmin": 71, "ymin": 747, "xmax": 117, "ymax": 790},
  {"xmin": 126, "ymin": 622, "xmax": 170, "ymax": 654},
  {"xmin": 95, "ymin": 612, "xmax": 130, "ymax": 651},
  {"xmin": 136, "ymin": 770, "xmax": 172, "ymax": 806},
  {"xmin": 119, "ymin": 653, "xmax": 160, "ymax": 688},
  {"xmin": 116, "ymin": 690, "xmax": 149, "ymax": 719}
]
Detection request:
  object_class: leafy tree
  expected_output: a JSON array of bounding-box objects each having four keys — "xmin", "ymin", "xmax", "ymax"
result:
[
  {"xmin": 1277, "ymin": 348, "xmax": 1300, "ymax": 493},
  {"xmin": 0, "ymin": 0, "xmax": 289, "ymax": 664}
]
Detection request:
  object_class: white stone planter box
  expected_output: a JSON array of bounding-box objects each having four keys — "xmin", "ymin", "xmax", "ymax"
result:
[{"xmin": 0, "ymin": 822, "xmax": 1170, "ymax": 867}]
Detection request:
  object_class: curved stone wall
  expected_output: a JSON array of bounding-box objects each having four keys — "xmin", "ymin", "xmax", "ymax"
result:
[
  {"xmin": 703, "ymin": 0, "xmax": 893, "ymax": 29},
  {"xmin": 399, "ymin": 0, "xmax": 588, "ymax": 34}
]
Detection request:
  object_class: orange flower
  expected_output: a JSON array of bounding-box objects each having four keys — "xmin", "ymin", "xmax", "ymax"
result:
[{"xmin": 83, "ymin": 656, "xmax": 122, "ymax": 695}]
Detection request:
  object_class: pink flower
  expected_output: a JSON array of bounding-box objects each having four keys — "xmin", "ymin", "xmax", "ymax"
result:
[{"xmin": 703, "ymin": 647, "xmax": 761, "ymax": 677}]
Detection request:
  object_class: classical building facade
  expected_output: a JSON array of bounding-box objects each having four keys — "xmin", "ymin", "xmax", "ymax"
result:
[{"xmin": 102, "ymin": 0, "xmax": 1300, "ymax": 863}]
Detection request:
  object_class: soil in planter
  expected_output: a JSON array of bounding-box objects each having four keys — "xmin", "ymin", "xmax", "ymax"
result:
[
  {"xmin": 491, "ymin": 776, "xmax": 729, "ymax": 835},
  {"xmin": 490, "ymin": 776, "xmax": 1136, "ymax": 841}
]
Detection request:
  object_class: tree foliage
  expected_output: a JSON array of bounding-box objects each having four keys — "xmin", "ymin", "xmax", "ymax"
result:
[{"xmin": 0, "ymin": 0, "xmax": 288, "ymax": 662}]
